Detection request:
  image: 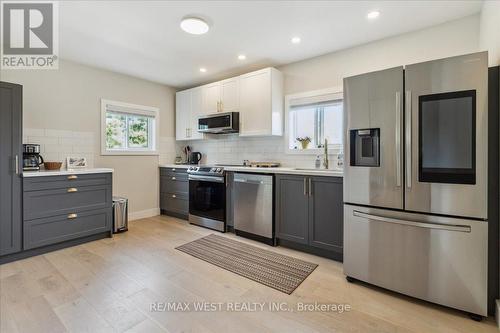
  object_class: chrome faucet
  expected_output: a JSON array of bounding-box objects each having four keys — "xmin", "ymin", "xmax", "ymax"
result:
[{"xmin": 323, "ymin": 139, "xmax": 329, "ymax": 169}]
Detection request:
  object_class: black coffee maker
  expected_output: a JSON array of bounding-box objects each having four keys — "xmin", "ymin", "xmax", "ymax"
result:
[{"xmin": 23, "ymin": 144, "xmax": 44, "ymax": 171}]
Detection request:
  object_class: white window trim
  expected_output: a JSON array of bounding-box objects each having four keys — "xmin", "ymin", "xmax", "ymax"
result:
[
  {"xmin": 101, "ymin": 99, "xmax": 160, "ymax": 156},
  {"xmin": 284, "ymin": 87, "xmax": 344, "ymax": 155}
]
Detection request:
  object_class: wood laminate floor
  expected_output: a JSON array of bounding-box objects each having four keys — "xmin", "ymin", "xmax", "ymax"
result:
[{"xmin": 0, "ymin": 215, "xmax": 497, "ymax": 333}]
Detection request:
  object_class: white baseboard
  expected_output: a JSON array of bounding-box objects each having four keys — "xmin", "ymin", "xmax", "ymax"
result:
[
  {"xmin": 496, "ymin": 300, "xmax": 500, "ymax": 329},
  {"xmin": 129, "ymin": 208, "xmax": 160, "ymax": 221}
]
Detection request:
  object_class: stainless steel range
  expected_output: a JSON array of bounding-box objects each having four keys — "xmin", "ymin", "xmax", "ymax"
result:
[
  {"xmin": 343, "ymin": 52, "xmax": 488, "ymax": 318},
  {"xmin": 187, "ymin": 166, "xmax": 226, "ymax": 232}
]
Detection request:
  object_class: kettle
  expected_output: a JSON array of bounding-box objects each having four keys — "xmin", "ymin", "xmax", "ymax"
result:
[{"xmin": 188, "ymin": 152, "xmax": 202, "ymax": 165}]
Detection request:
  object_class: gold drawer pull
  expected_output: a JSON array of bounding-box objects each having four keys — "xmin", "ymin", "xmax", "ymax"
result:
[
  {"xmin": 172, "ymin": 194, "xmax": 177, "ymax": 198},
  {"xmin": 67, "ymin": 213, "xmax": 78, "ymax": 219},
  {"xmin": 67, "ymin": 188, "xmax": 78, "ymax": 193},
  {"xmin": 172, "ymin": 176, "xmax": 176, "ymax": 180},
  {"xmin": 67, "ymin": 175, "xmax": 78, "ymax": 180}
]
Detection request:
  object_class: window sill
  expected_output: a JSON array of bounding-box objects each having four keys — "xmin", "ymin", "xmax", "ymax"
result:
[
  {"xmin": 286, "ymin": 146, "xmax": 343, "ymax": 155},
  {"xmin": 101, "ymin": 150, "xmax": 159, "ymax": 156}
]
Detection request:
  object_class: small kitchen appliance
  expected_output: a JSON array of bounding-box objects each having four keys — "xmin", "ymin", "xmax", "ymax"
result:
[
  {"xmin": 198, "ymin": 112, "xmax": 239, "ymax": 134},
  {"xmin": 22, "ymin": 144, "xmax": 44, "ymax": 171},
  {"xmin": 188, "ymin": 152, "xmax": 202, "ymax": 165}
]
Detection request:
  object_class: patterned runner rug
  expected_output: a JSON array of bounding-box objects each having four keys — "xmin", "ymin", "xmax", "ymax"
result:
[{"xmin": 176, "ymin": 234, "xmax": 318, "ymax": 294}]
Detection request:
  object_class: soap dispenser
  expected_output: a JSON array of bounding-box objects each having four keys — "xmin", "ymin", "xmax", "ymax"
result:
[{"xmin": 315, "ymin": 155, "xmax": 321, "ymax": 169}]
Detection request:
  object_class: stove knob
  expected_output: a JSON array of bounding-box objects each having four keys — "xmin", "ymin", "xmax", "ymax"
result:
[{"xmin": 216, "ymin": 168, "xmax": 222, "ymax": 173}]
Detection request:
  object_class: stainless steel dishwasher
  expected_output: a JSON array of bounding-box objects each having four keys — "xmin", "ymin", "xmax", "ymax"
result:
[{"xmin": 233, "ymin": 173, "xmax": 275, "ymax": 245}]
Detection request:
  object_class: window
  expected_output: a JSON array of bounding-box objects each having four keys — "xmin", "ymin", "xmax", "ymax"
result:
[
  {"xmin": 286, "ymin": 88, "xmax": 343, "ymax": 153},
  {"xmin": 101, "ymin": 99, "xmax": 159, "ymax": 155}
]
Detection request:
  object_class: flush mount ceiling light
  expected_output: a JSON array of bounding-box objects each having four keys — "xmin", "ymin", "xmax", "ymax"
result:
[
  {"xmin": 199, "ymin": 67, "xmax": 207, "ymax": 73},
  {"xmin": 180, "ymin": 17, "xmax": 209, "ymax": 35},
  {"xmin": 291, "ymin": 36, "xmax": 301, "ymax": 44},
  {"xmin": 367, "ymin": 11, "xmax": 380, "ymax": 20},
  {"xmin": 238, "ymin": 54, "xmax": 247, "ymax": 60}
]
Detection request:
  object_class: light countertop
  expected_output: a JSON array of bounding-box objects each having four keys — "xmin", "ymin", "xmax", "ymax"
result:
[
  {"xmin": 159, "ymin": 164, "xmax": 343, "ymax": 177},
  {"xmin": 22, "ymin": 168, "xmax": 114, "ymax": 177}
]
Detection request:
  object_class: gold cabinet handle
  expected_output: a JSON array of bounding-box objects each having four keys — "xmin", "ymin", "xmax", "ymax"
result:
[
  {"xmin": 67, "ymin": 187, "xmax": 78, "ymax": 193},
  {"xmin": 67, "ymin": 175, "xmax": 78, "ymax": 180},
  {"xmin": 67, "ymin": 213, "xmax": 78, "ymax": 219},
  {"xmin": 172, "ymin": 194, "xmax": 177, "ymax": 198}
]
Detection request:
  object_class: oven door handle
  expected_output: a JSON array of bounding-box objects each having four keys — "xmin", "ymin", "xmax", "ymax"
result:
[{"xmin": 188, "ymin": 175, "xmax": 225, "ymax": 183}]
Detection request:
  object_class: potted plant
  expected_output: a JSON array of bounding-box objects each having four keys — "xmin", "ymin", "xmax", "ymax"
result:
[{"xmin": 296, "ymin": 136, "xmax": 311, "ymax": 149}]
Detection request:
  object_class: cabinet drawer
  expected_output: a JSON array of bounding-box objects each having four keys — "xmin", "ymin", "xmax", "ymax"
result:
[
  {"xmin": 24, "ymin": 173, "xmax": 111, "ymax": 191},
  {"xmin": 24, "ymin": 184, "xmax": 112, "ymax": 220},
  {"xmin": 160, "ymin": 192, "xmax": 188, "ymax": 214},
  {"xmin": 160, "ymin": 176, "xmax": 188, "ymax": 194},
  {"xmin": 24, "ymin": 209, "xmax": 111, "ymax": 250},
  {"xmin": 160, "ymin": 167, "xmax": 188, "ymax": 176}
]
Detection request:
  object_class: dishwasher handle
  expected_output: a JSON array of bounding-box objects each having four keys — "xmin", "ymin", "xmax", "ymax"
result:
[{"xmin": 234, "ymin": 178, "xmax": 264, "ymax": 185}]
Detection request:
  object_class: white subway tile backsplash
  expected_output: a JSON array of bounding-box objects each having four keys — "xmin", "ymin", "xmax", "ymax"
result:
[
  {"xmin": 176, "ymin": 136, "xmax": 344, "ymax": 171},
  {"xmin": 27, "ymin": 136, "xmax": 58, "ymax": 145},
  {"xmin": 44, "ymin": 144, "xmax": 73, "ymax": 153},
  {"xmin": 44, "ymin": 129, "xmax": 76, "ymax": 138}
]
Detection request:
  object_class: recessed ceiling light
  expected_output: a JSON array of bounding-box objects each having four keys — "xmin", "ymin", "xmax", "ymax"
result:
[
  {"xmin": 367, "ymin": 11, "xmax": 380, "ymax": 20},
  {"xmin": 199, "ymin": 67, "xmax": 207, "ymax": 73},
  {"xmin": 291, "ymin": 37, "xmax": 301, "ymax": 44},
  {"xmin": 238, "ymin": 54, "xmax": 246, "ymax": 60},
  {"xmin": 180, "ymin": 17, "xmax": 209, "ymax": 35}
]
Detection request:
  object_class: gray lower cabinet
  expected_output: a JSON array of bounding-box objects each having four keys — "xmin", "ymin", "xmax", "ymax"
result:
[
  {"xmin": 160, "ymin": 167, "xmax": 189, "ymax": 219},
  {"xmin": 276, "ymin": 174, "xmax": 343, "ymax": 257},
  {"xmin": 309, "ymin": 177, "xmax": 343, "ymax": 252},
  {"xmin": 23, "ymin": 173, "xmax": 113, "ymax": 251},
  {"xmin": 276, "ymin": 175, "xmax": 309, "ymax": 244},
  {"xmin": 0, "ymin": 81, "xmax": 23, "ymax": 256}
]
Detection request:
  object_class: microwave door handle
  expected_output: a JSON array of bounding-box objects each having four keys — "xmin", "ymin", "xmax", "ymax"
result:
[
  {"xmin": 405, "ymin": 90, "xmax": 412, "ymax": 188},
  {"xmin": 395, "ymin": 91, "xmax": 401, "ymax": 187}
]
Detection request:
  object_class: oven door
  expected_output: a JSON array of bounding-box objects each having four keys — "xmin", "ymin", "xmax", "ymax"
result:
[
  {"xmin": 188, "ymin": 175, "xmax": 226, "ymax": 223},
  {"xmin": 404, "ymin": 52, "xmax": 488, "ymax": 219}
]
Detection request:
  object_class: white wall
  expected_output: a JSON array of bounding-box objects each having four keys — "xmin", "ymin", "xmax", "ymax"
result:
[
  {"xmin": 479, "ymin": 0, "xmax": 500, "ymax": 66},
  {"xmin": 280, "ymin": 14, "xmax": 480, "ymax": 94},
  {"xmin": 1, "ymin": 60, "xmax": 177, "ymax": 217},
  {"xmin": 181, "ymin": 15, "xmax": 481, "ymax": 167}
]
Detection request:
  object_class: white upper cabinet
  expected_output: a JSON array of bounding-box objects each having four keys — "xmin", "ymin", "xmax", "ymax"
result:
[
  {"xmin": 175, "ymin": 88, "xmax": 203, "ymax": 141},
  {"xmin": 175, "ymin": 67, "xmax": 283, "ymax": 141},
  {"xmin": 175, "ymin": 90, "xmax": 190, "ymax": 140},
  {"xmin": 239, "ymin": 68, "xmax": 283, "ymax": 136},
  {"xmin": 202, "ymin": 82, "xmax": 221, "ymax": 114},
  {"xmin": 189, "ymin": 87, "xmax": 203, "ymax": 140},
  {"xmin": 220, "ymin": 78, "xmax": 239, "ymax": 112}
]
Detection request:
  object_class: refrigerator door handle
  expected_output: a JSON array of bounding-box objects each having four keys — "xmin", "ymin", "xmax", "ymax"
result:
[
  {"xmin": 405, "ymin": 90, "xmax": 412, "ymax": 188},
  {"xmin": 353, "ymin": 210, "xmax": 471, "ymax": 233},
  {"xmin": 395, "ymin": 92, "xmax": 401, "ymax": 187}
]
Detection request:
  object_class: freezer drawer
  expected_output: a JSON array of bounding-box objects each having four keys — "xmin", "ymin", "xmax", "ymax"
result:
[{"xmin": 343, "ymin": 204, "xmax": 487, "ymax": 316}]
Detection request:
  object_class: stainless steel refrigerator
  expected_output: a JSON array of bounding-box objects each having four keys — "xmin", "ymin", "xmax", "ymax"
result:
[{"xmin": 343, "ymin": 52, "xmax": 488, "ymax": 317}]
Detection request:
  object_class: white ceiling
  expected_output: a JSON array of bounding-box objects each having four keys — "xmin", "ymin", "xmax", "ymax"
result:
[{"xmin": 59, "ymin": 1, "xmax": 482, "ymax": 88}]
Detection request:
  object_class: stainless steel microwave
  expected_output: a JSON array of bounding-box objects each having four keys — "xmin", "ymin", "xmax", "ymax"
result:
[{"xmin": 198, "ymin": 112, "xmax": 239, "ymax": 134}]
